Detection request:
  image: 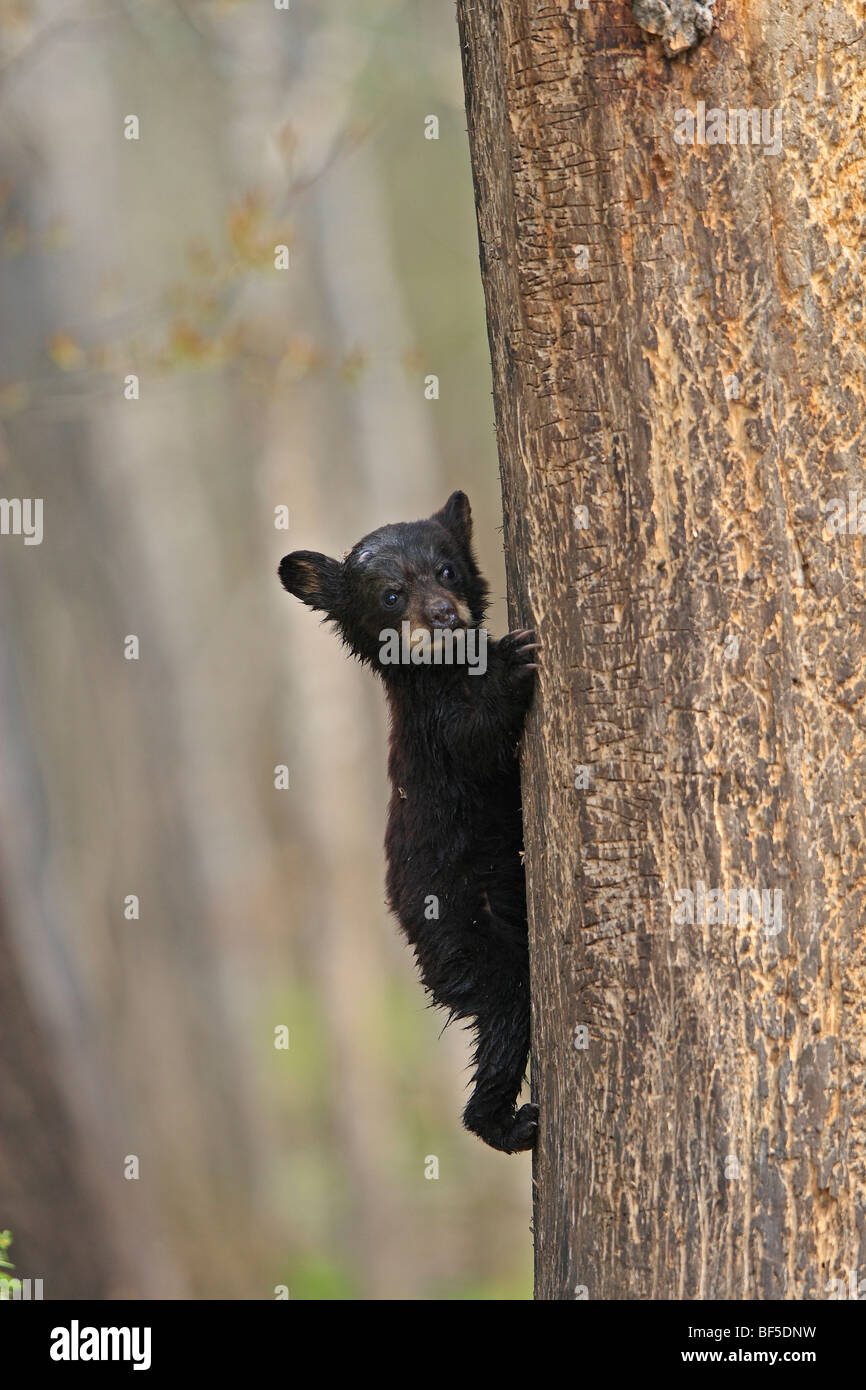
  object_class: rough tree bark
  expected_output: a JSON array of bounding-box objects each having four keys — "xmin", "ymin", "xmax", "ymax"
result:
[{"xmin": 457, "ymin": 0, "xmax": 866, "ymax": 1299}]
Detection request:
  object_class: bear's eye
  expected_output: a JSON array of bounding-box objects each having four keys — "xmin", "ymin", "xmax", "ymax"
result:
[
  {"xmin": 438, "ymin": 565, "xmax": 455, "ymax": 583},
  {"xmin": 382, "ymin": 588, "xmax": 402, "ymax": 608}
]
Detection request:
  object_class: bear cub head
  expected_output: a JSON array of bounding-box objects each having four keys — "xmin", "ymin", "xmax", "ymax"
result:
[{"xmin": 279, "ymin": 491, "xmax": 490, "ymax": 666}]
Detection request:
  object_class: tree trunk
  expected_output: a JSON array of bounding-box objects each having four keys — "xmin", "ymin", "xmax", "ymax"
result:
[{"xmin": 457, "ymin": 0, "xmax": 866, "ymax": 1300}]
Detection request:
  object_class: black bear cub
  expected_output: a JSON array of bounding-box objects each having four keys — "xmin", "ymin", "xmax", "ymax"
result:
[{"xmin": 279, "ymin": 491, "xmax": 538, "ymax": 1153}]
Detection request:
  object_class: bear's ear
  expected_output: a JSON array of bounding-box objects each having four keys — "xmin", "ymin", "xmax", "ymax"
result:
[
  {"xmin": 279, "ymin": 551, "xmax": 343, "ymax": 616},
  {"xmin": 431, "ymin": 490, "xmax": 472, "ymax": 550}
]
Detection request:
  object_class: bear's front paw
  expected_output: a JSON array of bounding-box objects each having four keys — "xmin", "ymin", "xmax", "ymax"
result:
[
  {"xmin": 464, "ymin": 1100, "xmax": 539, "ymax": 1153},
  {"xmin": 499, "ymin": 628, "xmax": 538, "ymax": 683},
  {"xmin": 506, "ymin": 1102, "xmax": 539, "ymax": 1152}
]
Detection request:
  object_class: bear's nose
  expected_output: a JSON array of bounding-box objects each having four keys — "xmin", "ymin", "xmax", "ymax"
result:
[{"xmin": 428, "ymin": 598, "xmax": 458, "ymax": 629}]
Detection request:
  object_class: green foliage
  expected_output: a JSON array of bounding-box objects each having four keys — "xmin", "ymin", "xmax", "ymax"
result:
[
  {"xmin": 284, "ymin": 1256, "xmax": 358, "ymax": 1302},
  {"xmin": 430, "ymin": 1268, "xmax": 533, "ymax": 1301},
  {"xmin": 0, "ymin": 1230, "xmax": 21, "ymax": 1298}
]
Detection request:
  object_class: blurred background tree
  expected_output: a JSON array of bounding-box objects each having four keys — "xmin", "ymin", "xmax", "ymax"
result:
[{"xmin": 0, "ymin": 0, "xmax": 531, "ymax": 1299}]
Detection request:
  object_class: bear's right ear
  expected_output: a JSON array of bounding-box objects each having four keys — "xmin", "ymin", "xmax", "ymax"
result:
[
  {"xmin": 431, "ymin": 490, "xmax": 473, "ymax": 552},
  {"xmin": 279, "ymin": 551, "xmax": 343, "ymax": 616}
]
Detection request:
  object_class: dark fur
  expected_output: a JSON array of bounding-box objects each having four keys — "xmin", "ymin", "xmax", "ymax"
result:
[{"xmin": 279, "ymin": 492, "xmax": 538, "ymax": 1153}]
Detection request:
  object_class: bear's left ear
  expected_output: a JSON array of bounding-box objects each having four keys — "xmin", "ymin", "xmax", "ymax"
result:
[
  {"xmin": 279, "ymin": 550, "xmax": 343, "ymax": 618},
  {"xmin": 431, "ymin": 490, "xmax": 472, "ymax": 550}
]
